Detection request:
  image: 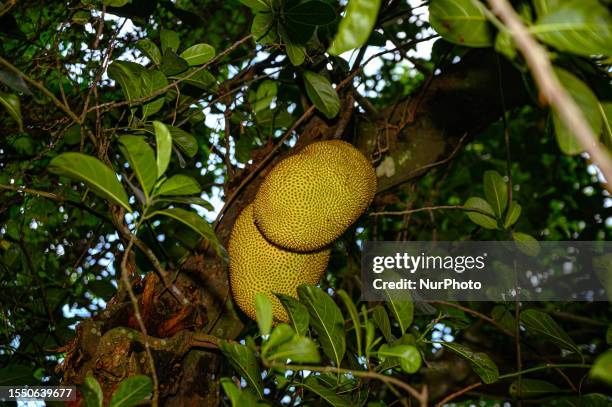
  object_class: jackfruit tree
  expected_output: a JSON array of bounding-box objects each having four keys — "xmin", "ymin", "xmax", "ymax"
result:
[{"xmin": 1, "ymin": 0, "xmax": 611, "ymax": 406}]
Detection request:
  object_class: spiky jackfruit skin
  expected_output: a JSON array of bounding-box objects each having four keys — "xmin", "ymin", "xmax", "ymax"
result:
[
  {"xmin": 253, "ymin": 140, "xmax": 377, "ymax": 252},
  {"xmin": 228, "ymin": 205, "xmax": 331, "ymax": 322}
]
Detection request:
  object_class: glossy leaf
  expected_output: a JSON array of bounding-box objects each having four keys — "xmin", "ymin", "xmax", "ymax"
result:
[
  {"xmin": 303, "ymin": 70, "xmax": 340, "ymax": 119},
  {"xmin": 504, "ymin": 201, "xmax": 522, "ymax": 229},
  {"xmin": 239, "ymin": 0, "xmax": 270, "ymax": 11},
  {"xmin": 171, "ymin": 68, "xmax": 217, "ymax": 90},
  {"xmin": 589, "ymin": 350, "xmax": 612, "ymax": 386},
  {"xmin": 220, "ymin": 377, "xmax": 241, "ymax": 406},
  {"xmin": 82, "ymin": 375, "xmax": 103, "ymax": 407},
  {"xmin": 160, "ymin": 29, "xmax": 180, "ymax": 53},
  {"xmin": 552, "ymin": 68, "xmax": 602, "ymax": 155},
  {"xmin": 520, "ymin": 309, "xmax": 580, "ymax": 354},
  {"xmin": 512, "ymin": 232, "xmax": 541, "ymax": 257},
  {"xmin": 156, "ymin": 174, "xmax": 200, "ymax": 196},
  {"xmin": 280, "ymin": 26, "xmax": 306, "ymax": 66},
  {"xmin": 161, "ymin": 50, "xmax": 189, "ymax": 76},
  {"xmin": 429, "ymin": 0, "xmax": 493, "ymax": 47},
  {"xmin": 285, "ymin": 1, "xmax": 336, "ymax": 26},
  {"xmin": 483, "ymin": 170, "xmax": 507, "ymax": 218},
  {"xmin": 219, "ymin": 341, "xmax": 263, "ymax": 398},
  {"xmin": 441, "ymin": 342, "xmax": 499, "ymax": 384},
  {"xmin": 532, "ymin": 0, "xmax": 612, "ymax": 57},
  {"xmin": 601, "ymin": 102, "xmax": 612, "ymax": 148},
  {"xmin": 262, "ymin": 323, "xmax": 295, "ymax": 356},
  {"xmin": 267, "ymin": 335, "xmax": 321, "ymax": 363},
  {"xmin": 384, "ymin": 290, "xmax": 413, "ymax": 335},
  {"xmin": 153, "ymin": 121, "xmax": 172, "ymax": 177},
  {"xmin": 337, "ymin": 289, "xmax": 362, "ymax": 357},
  {"xmin": 255, "ymin": 292, "xmax": 273, "ymax": 336},
  {"xmin": 118, "ymin": 135, "xmax": 157, "ymax": 198},
  {"xmin": 108, "ymin": 375, "xmax": 152, "ymax": 407},
  {"xmin": 378, "ymin": 344, "xmax": 421, "ymax": 374},
  {"xmin": 509, "ymin": 378, "xmax": 560, "ymax": 398},
  {"xmin": 0, "ymin": 92, "xmax": 22, "ymax": 131},
  {"xmin": 301, "ymin": 377, "xmax": 351, "ymax": 407},
  {"xmin": 253, "ymin": 80, "xmax": 277, "ymax": 112},
  {"xmin": 533, "ymin": 0, "xmax": 563, "ymax": 18},
  {"xmin": 145, "ymin": 124, "xmax": 199, "ymax": 157},
  {"xmin": 328, "ymin": 0, "xmax": 381, "ymax": 55},
  {"xmin": 297, "ymin": 284, "xmax": 345, "ymax": 366},
  {"xmin": 372, "ymin": 305, "xmax": 393, "ymax": 342},
  {"xmin": 136, "ymin": 39, "xmax": 162, "ymax": 65},
  {"xmin": 276, "ymin": 293, "xmax": 310, "ymax": 336},
  {"xmin": 104, "ymin": 0, "xmax": 130, "ymax": 6},
  {"xmin": 107, "ymin": 61, "xmax": 144, "ymax": 103},
  {"xmin": 252, "ymin": 12, "xmax": 277, "ymax": 44},
  {"xmin": 140, "ymin": 70, "xmax": 167, "ymax": 118},
  {"xmin": 464, "ymin": 197, "xmax": 498, "ymax": 229},
  {"xmin": 48, "ymin": 153, "xmax": 131, "ymax": 211},
  {"xmin": 148, "ymin": 208, "xmax": 221, "ymax": 254},
  {"xmin": 180, "ymin": 43, "xmax": 216, "ymax": 66}
]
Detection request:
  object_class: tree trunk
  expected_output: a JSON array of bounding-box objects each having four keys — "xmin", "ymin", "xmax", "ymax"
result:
[{"xmin": 59, "ymin": 49, "xmax": 528, "ymax": 406}]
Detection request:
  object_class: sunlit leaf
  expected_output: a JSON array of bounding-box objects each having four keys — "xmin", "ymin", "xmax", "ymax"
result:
[
  {"xmin": 429, "ymin": 0, "xmax": 493, "ymax": 47},
  {"xmin": 156, "ymin": 174, "xmax": 200, "ymax": 196},
  {"xmin": 303, "ymin": 70, "xmax": 340, "ymax": 119},
  {"xmin": 118, "ymin": 135, "xmax": 157, "ymax": 198},
  {"xmin": 255, "ymin": 292, "xmax": 273, "ymax": 336},
  {"xmin": 180, "ymin": 43, "xmax": 216, "ymax": 66},
  {"xmin": 160, "ymin": 29, "xmax": 180, "ymax": 53},
  {"xmin": 483, "ymin": 170, "xmax": 507, "ymax": 218},
  {"xmin": 219, "ymin": 341, "xmax": 263, "ymax": 398},
  {"xmin": 328, "ymin": 0, "xmax": 381, "ymax": 55},
  {"xmin": 301, "ymin": 377, "xmax": 351, "ymax": 407},
  {"xmin": 49, "ymin": 152, "xmax": 131, "ymax": 211},
  {"xmin": 136, "ymin": 39, "xmax": 162, "ymax": 65},
  {"xmin": 153, "ymin": 121, "xmax": 172, "ymax": 177},
  {"xmin": 276, "ymin": 293, "xmax": 310, "ymax": 336},
  {"xmin": 108, "ymin": 375, "xmax": 152, "ymax": 407},
  {"xmin": 0, "ymin": 92, "xmax": 22, "ymax": 131},
  {"xmin": 464, "ymin": 197, "xmax": 498, "ymax": 229},
  {"xmin": 82, "ymin": 374, "xmax": 103, "ymax": 407}
]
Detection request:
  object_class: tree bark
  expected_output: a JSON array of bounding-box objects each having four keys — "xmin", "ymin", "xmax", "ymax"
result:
[{"xmin": 60, "ymin": 49, "xmax": 528, "ymax": 406}]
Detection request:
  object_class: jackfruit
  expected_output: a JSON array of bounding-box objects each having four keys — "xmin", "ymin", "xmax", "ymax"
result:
[
  {"xmin": 228, "ymin": 204, "xmax": 330, "ymax": 322},
  {"xmin": 253, "ymin": 140, "xmax": 376, "ymax": 252}
]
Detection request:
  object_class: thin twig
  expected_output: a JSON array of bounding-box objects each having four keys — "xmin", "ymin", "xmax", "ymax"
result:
[
  {"xmin": 485, "ymin": 0, "xmax": 612, "ymax": 193},
  {"xmin": 369, "ymin": 204, "xmax": 497, "ymax": 219},
  {"xmin": 120, "ymin": 234, "xmax": 159, "ymax": 407},
  {"xmin": 269, "ymin": 363, "xmax": 428, "ymax": 407}
]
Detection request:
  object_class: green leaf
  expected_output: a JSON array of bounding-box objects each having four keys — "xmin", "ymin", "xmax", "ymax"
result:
[
  {"xmin": 136, "ymin": 39, "xmax": 162, "ymax": 65},
  {"xmin": 589, "ymin": 350, "xmax": 612, "ymax": 386},
  {"xmin": 279, "ymin": 26, "xmax": 306, "ymax": 66},
  {"xmin": 301, "ymin": 377, "xmax": 351, "ymax": 407},
  {"xmin": 155, "ymin": 196, "xmax": 213, "ymax": 209},
  {"xmin": 153, "ymin": 121, "xmax": 172, "ymax": 177},
  {"xmin": 378, "ymin": 344, "xmax": 421, "ymax": 374},
  {"xmin": 0, "ymin": 365, "xmax": 35, "ymax": 385},
  {"xmin": 276, "ymin": 293, "xmax": 310, "ymax": 336},
  {"xmin": 532, "ymin": 0, "xmax": 612, "ymax": 57},
  {"xmin": 372, "ymin": 305, "xmax": 393, "ymax": 343},
  {"xmin": 303, "ymin": 70, "xmax": 340, "ymax": 119},
  {"xmin": 253, "ymin": 80, "xmax": 277, "ymax": 112},
  {"xmin": 118, "ymin": 136, "xmax": 157, "ymax": 198},
  {"xmin": 161, "ymin": 50, "xmax": 189, "ymax": 76},
  {"xmin": 145, "ymin": 124, "xmax": 199, "ymax": 157},
  {"xmin": 520, "ymin": 309, "xmax": 580, "ymax": 354},
  {"xmin": 49, "ymin": 152, "xmax": 131, "ymax": 211},
  {"xmin": 180, "ymin": 43, "xmax": 216, "ymax": 66},
  {"xmin": 464, "ymin": 197, "xmax": 498, "ymax": 229},
  {"xmin": 552, "ymin": 68, "xmax": 603, "ymax": 155},
  {"xmin": 441, "ymin": 342, "xmax": 499, "ymax": 384},
  {"xmin": 328, "ymin": 0, "xmax": 381, "ymax": 55},
  {"xmin": 156, "ymin": 174, "xmax": 200, "ymax": 196},
  {"xmin": 512, "ymin": 232, "xmax": 541, "ymax": 257},
  {"xmin": 607, "ymin": 325, "xmax": 612, "ymax": 345},
  {"xmin": 108, "ymin": 375, "xmax": 152, "ymax": 407},
  {"xmin": 533, "ymin": 0, "xmax": 563, "ymax": 18},
  {"xmin": 337, "ymin": 289, "xmax": 362, "ymax": 357},
  {"xmin": 255, "ymin": 292, "xmax": 273, "ymax": 336},
  {"xmin": 601, "ymin": 102, "xmax": 612, "ymax": 148},
  {"xmin": 267, "ymin": 335, "xmax": 321, "ymax": 363},
  {"xmin": 297, "ymin": 284, "xmax": 346, "ymax": 366},
  {"xmin": 384, "ymin": 290, "xmax": 413, "ymax": 335},
  {"xmin": 285, "ymin": 1, "xmax": 336, "ymax": 26},
  {"xmin": 504, "ymin": 201, "xmax": 522, "ymax": 229},
  {"xmin": 429, "ymin": 0, "xmax": 493, "ymax": 47},
  {"xmin": 140, "ymin": 70, "xmax": 168, "ymax": 119},
  {"xmin": 108, "ymin": 61, "xmax": 144, "ymax": 103},
  {"xmin": 509, "ymin": 379, "xmax": 560, "ymax": 398},
  {"xmin": 220, "ymin": 377, "xmax": 241, "ymax": 406},
  {"xmin": 160, "ymin": 29, "xmax": 180, "ymax": 53},
  {"xmin": 171, "ymin": 68, "xmax": 217, "ymax": 90},
  {"xmin": 0, "ymin": 92, "xmax": 22, "ymax": 131},
  {"xmin": 262, "ymin": 323, "xmax": 295, "ymax": 356},
  {"xmin": 252, "ymin": 12, "xmax": 277, "ymax": 44},
  {"xmin": 82, "ymin": 375, "xmax": 103, "ymax": 407},
  {"xmin": 219, "ymin": 341, "xmax": 264, "ymax": 398},
  {"xmin": 104, "ymin": 0, "xmax": 131, "ymax": 6},
  {"xmin": 483, "ymin": 170, "xmax": 507, "ymax": 218},
  {"xmin": 239, "ymin": 0, "xmax": 271, "ymax": 11},
  {"xmin": 148, "ymin": 207, "xmax": 222, "ymax": 255}
]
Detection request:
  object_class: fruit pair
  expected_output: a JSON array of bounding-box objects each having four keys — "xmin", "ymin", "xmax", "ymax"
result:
[{"xmin": 229, "ymin": 140, "xmax": 377, "ymax": 322}]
